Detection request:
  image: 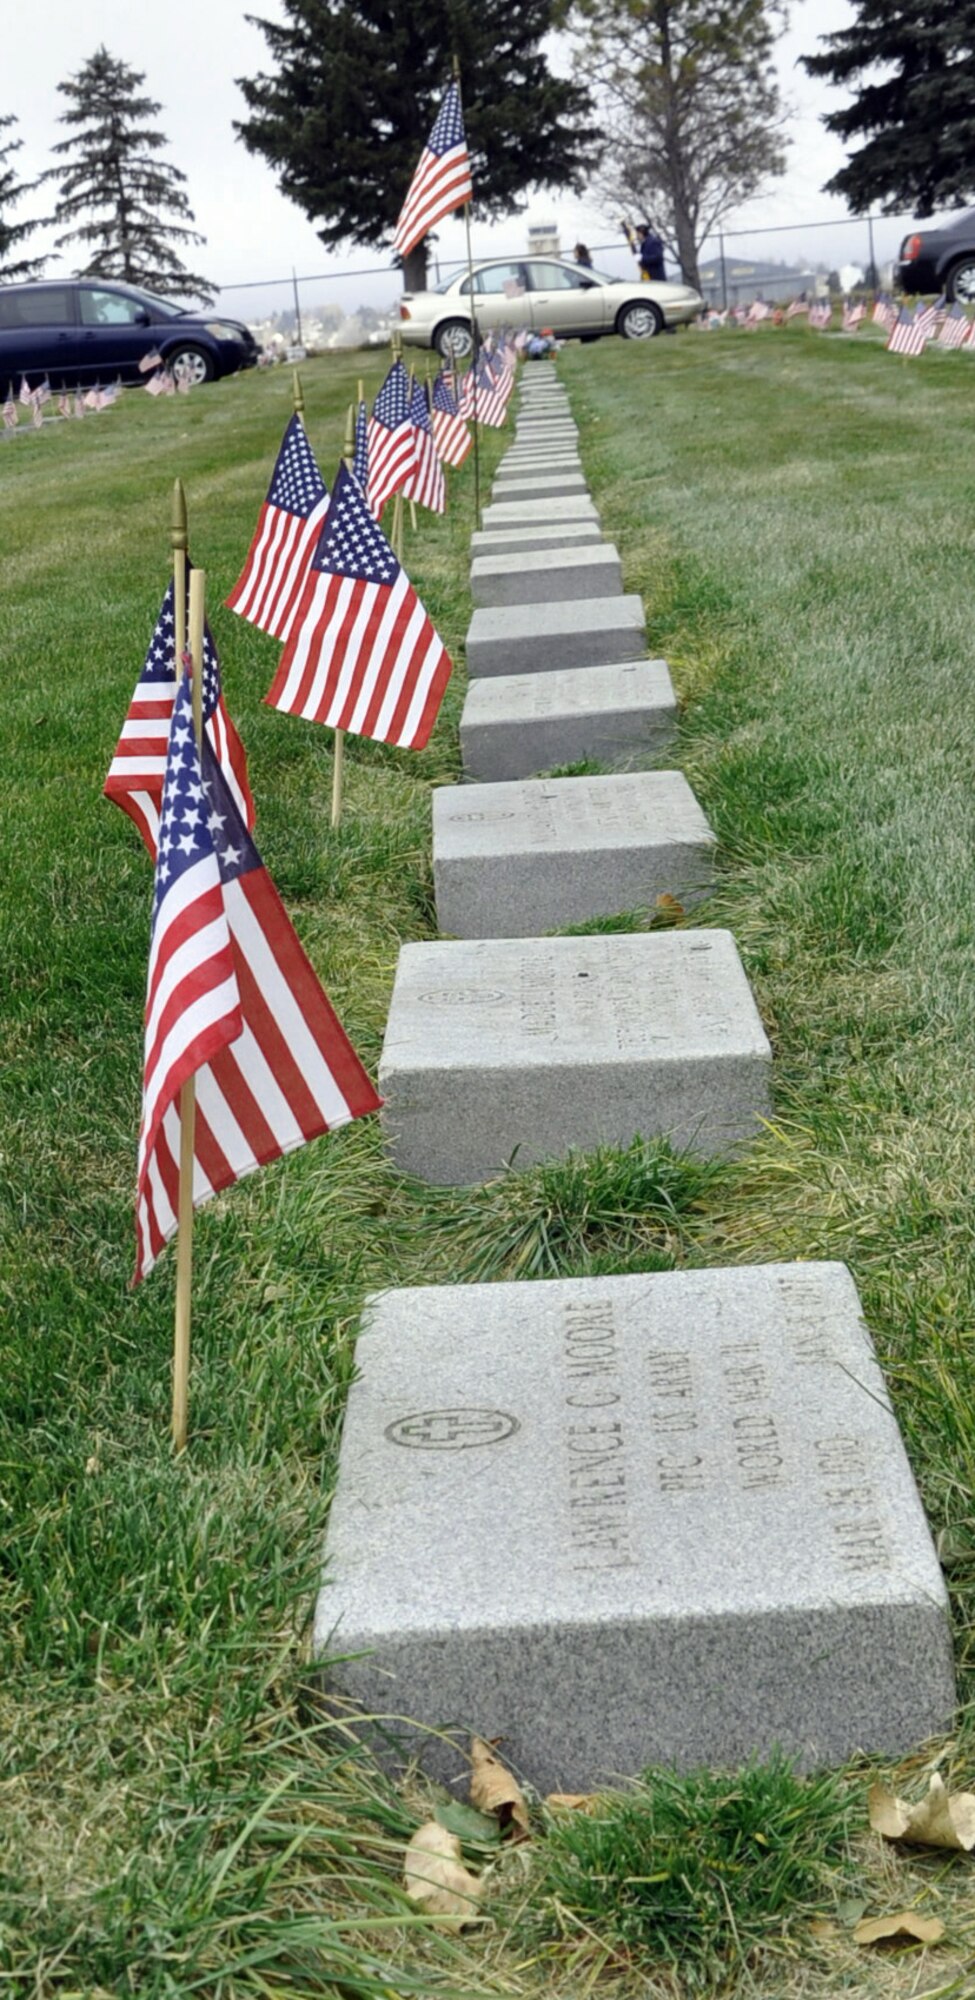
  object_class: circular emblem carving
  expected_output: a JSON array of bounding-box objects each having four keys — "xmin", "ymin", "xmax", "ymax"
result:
[
  {"xmin": 384, "ymin": 1408, "xmax": 520, "ymax": 1451},
  {"xmin": 416, "ymin": 988, "xmax": 506, "ymax": 1006}
]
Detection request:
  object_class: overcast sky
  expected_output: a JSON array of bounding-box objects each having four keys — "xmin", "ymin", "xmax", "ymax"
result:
[{"xmin": 5, "ymin": 0, "xmax": 923, "ymax": 317}]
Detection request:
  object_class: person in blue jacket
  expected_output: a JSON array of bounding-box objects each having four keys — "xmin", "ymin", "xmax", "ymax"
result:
[{"xmin": 639, "ymin": 223, "xmax": 666, "ymax": 283}]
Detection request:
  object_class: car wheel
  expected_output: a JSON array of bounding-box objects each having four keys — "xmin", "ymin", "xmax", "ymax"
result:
[
  {"xmin": 435, "ymin": 319, "xmax": 474, "ymax": 362},
  {"xmin": 616, "ymin": 300, "xmax": 664, "ymax": 340},
  {"xmin": 945, "ymin": 258, "xmax": 975, "ymax": 306},
  {"xmin": 166, "ymin": 344, "xmax": 214, "ymax": 386}
]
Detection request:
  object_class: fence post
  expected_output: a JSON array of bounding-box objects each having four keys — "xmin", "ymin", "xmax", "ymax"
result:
[
  {"xmin": 719, "ymin": 232, "xmax": 728, "ymax": 309},
  {"xmin": 291, "ymin": 266, "xmax": 304, "ymax": 350},
  {"xmin": 867, "ymin": 215, "xmax": 877, "ymax": 290}
]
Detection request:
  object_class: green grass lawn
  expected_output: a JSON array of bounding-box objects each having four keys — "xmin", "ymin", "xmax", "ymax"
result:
[{"xmin": 3, "ymin": 329, "xmax": 975, "ymax": 1998}]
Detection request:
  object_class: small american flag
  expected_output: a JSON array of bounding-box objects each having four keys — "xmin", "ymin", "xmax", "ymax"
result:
[
  {"xmin": 18, "ymin": 376, "xmax": 31, "ymax": 406},
  {"xmin": 746, "ymin": 299, "xmax": 771, "ymax": 322},
  {"xmin": 31, "ymin": 397, "xmax": 43, "ymax": 429},
  {"xmin": 842, "ymin": 299, "xmax": 866, "ymax": 332},
  {"xmin": 57, "ymin": 392, "xmax": 71, "ymax": 419},
  {"xmin": 265, "ymin": 460, "xmax": 452, "ymax": 751},
  {"xmin": 431, "ymin": 369, "xmax": 472, "ymax": 467},
  {"xmin": 366, "ymin": 359, "xmax": 416, "ymax": 518},
  {"xmin": 886, "ymin": 305, "xmax": 927, "ymax": 357},
  {"xmin": 937, "ymin": 303, "xmax": 969, "ymax": 348},
  {"xmin": 872, "ymin": 293, "xmax": 897, "ymax": 330},
  {"xmin": 402, "ymin": 378, "xmax": 445, "ymax": 513},
  {"xmin": 138, "ymin": 350, "xmax": 163, "ymax": 373},
  {"xmin": 73, "ymin": 390, "xmax": 85, "ymax": 419},
  {"xmin": 84, "ymin": 383, "xmax": 103, "ymax": 410},
  {"xmin": 2, "ymin": 391, "xmax": 16, "ymax": 430},
  {"xmin": 31, "ymin": 377, "xmax": 51, "ymax": 407},
  {"xmin": 809, "ymin": 300, "xmax": 834, "ymax": 330},
  {"xmin": 914, "ymin": 295, "xmax": 945, "ymax": 343},
  {"xmin": 470, "ymin": 353, "xmax": 509, "ymax": 426},
  {"xmin": 105, "ymin": 572, "xmax": 255, "ymax": 858},
  {"xmin": 391, "ymin": 80, "xmax": 473, "ymax": 261},
  {"xmin": 134, "ymin": 674, "xmax": 380, "ymax": 1283},
  {"xmin": 785, "ymin": 297, "xmax": 809, "ymax": 320},
  {"xmin": 226, "ymin": 415, "xmax": 329, "ymax": 642}
]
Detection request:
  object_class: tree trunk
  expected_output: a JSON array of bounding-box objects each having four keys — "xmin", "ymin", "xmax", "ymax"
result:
[
  {"xmin": 402, "ymin": 240, "xmax": 429, "ymax": 291},
  {"xmin": 673, "ymin": 206, "xmax": 701, "ymax": 291}
]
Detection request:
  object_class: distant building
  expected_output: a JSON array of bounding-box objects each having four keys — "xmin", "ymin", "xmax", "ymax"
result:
[
  {"xmin": 698, "ymin": 258, "xmax": 819, "ymax": 307},
  {"xmin": 527, "ymin": 221, "xmax": 561, "ymax": 256}
]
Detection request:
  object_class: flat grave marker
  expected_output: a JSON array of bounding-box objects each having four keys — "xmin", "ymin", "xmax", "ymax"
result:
[
  {"xmin": 470, "ymin": 523, "xmax": 605, "ymax": 559},
  {"xmin": 317, "ymin": 1263, "xmax": 955, "ymax": 1789},
  {"xmin": 459, "ymin": 658, "xmax": 678, "ymax": 779},
  {"xmin": 433, "ymin": 770, "xmax": 715, "ymax": 935},
  {"xmin": 378, "ymin": 930, "xmax": 772, "ymax": 1182},
  {"xmin": 482, "ymin": 498, "xmax": 600, "ymax": 529},
  {"xmin": 466, "ymin": 596, "xmax": 645, "ymax": 676},
  {"xmin": 470, "ymin": 544, "xmax": 623, "ymax": 607}
]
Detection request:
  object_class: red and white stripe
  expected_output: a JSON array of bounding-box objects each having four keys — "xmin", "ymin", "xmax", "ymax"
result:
[
  {"xmin": 366, "ymin": 415, "xmax": 415, "ymax": 519},
  {"xmin": 226, "ymin": 490, "xmax": 329, "ymax": 641},
  {"xmin": 431, "ymin": 402, "xmax": 471, "ymax": 467},
  {"xmin": 403, "ymin": 421, "xmax": 445, "ymax": 513},
  {"xmin": 267, "ymin": 566, "xmax": 451, "ymax": 751},
  {"xmin": 392, "ymin": 139, "xmax": 471, "ymax": 256}
]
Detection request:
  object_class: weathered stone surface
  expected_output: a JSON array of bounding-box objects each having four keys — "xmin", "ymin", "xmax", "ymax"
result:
[
  {"xmin": 459, "ymin": 659, "xmax": 678, "ymax": 779},
  {"xmin": 481, "ymin": 497, "xmax": 600, "ymax": 529},
  {"xmin": 470, "ymin": 523, "xmax": 605, "ymax": 559},
  {"xmin": 501, "ymin": 451, "xmax": 582, "ymax": 469},
  {"xmin": 470, "ymin": 544, "xmax": 623, "ymax": 607},
  {"xmin": 317, "ymin": 1263, "xmax": 955, "ymax": 1789},
  {"xmin": 378, "ymin": 930, "xmax": 772, "ymax": 1182},
  {"xmin": 466, "ymin": 596, "xmax": 645, "ymax": 677},
  {"xmin": 433, "ymin": 771, "xmax": 715, "ymax": 936},
  {"xmin": 492, "ymin": 471, "xmax": 589, "ymax": 502}
]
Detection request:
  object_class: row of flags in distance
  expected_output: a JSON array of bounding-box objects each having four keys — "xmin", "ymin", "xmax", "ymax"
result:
[
  {"xmin": 694, "ymin": 292, "xmax": 975, "ymax": 353},
  {"xmin": 106, "ymin": 328, "xmax": 517, "ymax": 1280}
]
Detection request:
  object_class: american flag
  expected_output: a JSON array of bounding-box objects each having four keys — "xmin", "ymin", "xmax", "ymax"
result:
[
  {"xmin": 84, "ymin": 383, "xmax": 103, "ymax": 410},
  {"xmin": 402, "ymin": 378, "xmax": 445, "ymax": 513},
  {"xmin": 134, "ymin": 673, "xmax": 380, "ymax": 1283},
  {"xmin": 469, "ymin": 353, "xmax": 509, "ymax": 426},
  {"xmin": 226, "ymin": 414, "xmax": 330, "ymax": 642},
  {"xmin": 138, "ymin": 349, "xmax": 163, "ymax": 373},
  {"xmin": 842, "ymin": 299, "xmax": 866, "ymax": 332},
  {"xmin": 785, "ymin": 297, "xmax": 809, "ymax": 320},
  {"xmin": 746, "ymin": 299, "xmax": 771, "ymax": 322},
  {"xmin": 809, "ymin": 300, "xmax": 833, "ymax": 330},
  {"xmin": 74, "ymin": 390, "xmax": 85, "ymax": 418},
  {"xmin": 18, "ymin": 376, "xmax": 31, "ymax": 406},
  {"xmin": 431, "ymin": 369, "xmax": 472, "ymax": 467},
  {"xmin": 352, "ymin": 399, "xmax": 369, "ymax": 491},
  {"xmin": 265, "ymin": 460, "xmax": 452, "ymax": 751},
  {"xmin": 914, "ymin": 294, "xmax": 945, "ymax": 343},
  {"xmin": 105, "ymin": 572, "xmax": 255, "ymax": 858},
  {"xmin": 937, "ymin": 303, "xmax": 969, "ymax": 348},
  {"xmin": 391, "ymin": 80, "xmax": 473, "ymax": 261},
  {"xmin": 886, "ymin": 305, "xmax": 927, "ymax": 357},
  {"xmin": 145, "ymin": 370, "xmax": 175, "ymax": 397},
  {"xmin": 2, "ymin": 391, "xmax": 16, "ymax": 430},
  {"xmin": 366, "ymin": 359, "xmax": 416, "ymax": 518},
  {"xmin": 872, "ymin": 293, "xmax": 897, "ymax": 330},
  {"xmin": 31, "ymin": 377, "xmax": 51, "ymax": 407}
]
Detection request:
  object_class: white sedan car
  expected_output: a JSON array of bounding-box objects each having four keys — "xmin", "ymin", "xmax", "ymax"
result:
[{"xmin": 397, "ymin": 255, "xmax": 703, "ymax": 359}]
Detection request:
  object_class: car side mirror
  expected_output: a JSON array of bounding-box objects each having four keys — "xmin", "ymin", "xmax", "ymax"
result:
[
  {"xmin": 578, "ymin": 278, "xmax": 597, "ymax": 289},
  {"xmin": 134, "ymin": 307, "xmax": 151, "ymax": 326}
]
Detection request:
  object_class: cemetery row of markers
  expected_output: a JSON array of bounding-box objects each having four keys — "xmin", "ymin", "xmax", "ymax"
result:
[{"xmin": 107, "ymin": 345, "xmax": 955, "ymax": 1796}]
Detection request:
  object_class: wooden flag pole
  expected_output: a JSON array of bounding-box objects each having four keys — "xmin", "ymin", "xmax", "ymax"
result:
[
  {"xmin": 407, "ymin": 368, "xmax": 418, "ymax": 533},
  {"xmin": 172, "ymin": 564, "xmax": 207, "ymax": 1454},
  {"xmin": 325, "ymin": 400, "xmax": 360, "ymax": 829},
  {"xmin": 172, "ymin": 478, "xmax": 188, "ymax": 663},
  {"xmin": 453, "ymin": 55, "xmax": 481, "ymax": 528},
  {"xmin": 292, "ymin": 367, "xmax": 305, "ymax": 419}
]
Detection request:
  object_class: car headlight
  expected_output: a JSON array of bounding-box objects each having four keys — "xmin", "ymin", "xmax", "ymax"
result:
[{"xmin": 204, "ymin": 322, "xmax": 245, "ymax": 341}]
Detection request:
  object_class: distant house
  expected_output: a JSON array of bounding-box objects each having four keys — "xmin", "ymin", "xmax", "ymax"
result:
[{"xmin": 698, "ymin": 258, "xmax": 821, "ymax": 307}]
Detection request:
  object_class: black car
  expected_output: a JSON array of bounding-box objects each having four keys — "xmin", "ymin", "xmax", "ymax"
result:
[
  {"xmin": 895, "ymin": 209, "xmax": 975, "ymax": 304},
  {"xmin": 0, "ymin": 278, "xmax": 259, "ymax": 391}
]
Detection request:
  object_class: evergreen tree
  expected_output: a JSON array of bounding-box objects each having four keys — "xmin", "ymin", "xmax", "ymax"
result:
[
  {"xmin": 802, "ymin": 1, "xmax": 975, "ymax": 214},
  {"xmin": 0, "ymin": 114, "xmax": 46, "ymax": 281},
  {"xmin": 47, "ymin": 47, "xmax": 214, "ymax": 301},
  {"xmin": 236, "ymin": 0, "xmax": 599, "ymax": 290},
  {"xmin": 564, "ymin": 0, "xmax": 787, "ymax": 292}
]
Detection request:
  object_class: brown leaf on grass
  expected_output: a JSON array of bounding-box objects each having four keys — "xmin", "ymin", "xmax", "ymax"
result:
[
  {"xmin": 470, "ymin": 1736, "xmax": 530, "ymax": 1840},
  {"xmin": 853, "ymin": 1912, "xmax": 945, "ymax": 1948},
  {"xmin": 403, "ymin": 1822, "xmax": 483, "ymax": 1921},
  {"xmin": 654, "ymin": 893, "xmax": 686, "ymax": 921},
  {"xmin": 808, "ymin": 1918, "xmax": 837, "ymax": 1942},
  {"xmin": 545, "ymin": 1792, "xmax": 599, "ymax": 1813},
  {"xmin": 868, "ymin": 1774, "xmax": 975, "ymax": 1853}
]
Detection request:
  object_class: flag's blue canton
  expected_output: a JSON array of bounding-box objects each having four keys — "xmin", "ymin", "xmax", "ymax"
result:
[
  {"xmin": 312, "ymin": 463, "xmax": 399, "ymax": 583},
  {"xmin": 200, "ymin": 737, "xmax": 259, "ymax": 886},
  {"xmin": 353, "ymin": 401, "xmax": 369, "ymax": 488},
  {"xmin": 372, "ymin": 359, "xmax": 409, "ymax": 429},
  {"xmin": 433, "ymin": 372, "xmax": 457, "ymax": 415},
  {"xmin": 143, "ymin": 576, "xmax": 221, "ymax": 723},
  {"xmin": 154, "ymin": 676, "xmax": 220, "ymax": 914},
  {"xmin": 409, "ymin": 381, "xmax": 432, "ymax": 435},
  {"xmin": 428, "ymin": 80, "xmax": 465, "ymax": 156},
  {"xmin": 267, "ymin": 414, "xmax": 327, "ymax": 515}
]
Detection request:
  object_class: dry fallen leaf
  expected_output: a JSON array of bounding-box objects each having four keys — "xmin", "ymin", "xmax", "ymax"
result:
[
  {"xmin": 808, "ymin": 1918, "xmax": 837, "ymax": 1942},
  {"xmin": 545, "ymin": 1792, "xmax": 599, "ymax": 1813},
  {"xmin": 403, "ymin": 1822, "xmax": 483, "ymax": 1920},
  {"xmin": 853, "ymin": 1912, "xmax": 945, "ymax": 1949},
  {"xmin": 869, "ymin": 1773, "xmax": 975, "ymax": 1853},
  {"xmin": 654, "ymin": 893, "xmax": 686, "ymax": 921},
  {"xmin": 470, "ymin": 1736, "xmax": 530, "ymax": 1840}
]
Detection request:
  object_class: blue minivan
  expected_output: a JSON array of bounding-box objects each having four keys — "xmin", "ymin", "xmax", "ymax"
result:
[{"xmin": 0, "ymin": 278, "xmax": 259, "ymax": 389}]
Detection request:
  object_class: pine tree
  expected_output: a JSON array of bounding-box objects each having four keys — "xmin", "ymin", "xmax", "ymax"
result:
[
  {"xmin": 802, "ymin": 1, "xmax": 975, "ymax": 214},
  {"xmin": 47, "ymin": 47, "xmax": 214, "ymax": 302},
  {"xmin": 564, "ymin": 0, "xmax": 787, "ymax": 292},
  {"xmin": 0, "ymin": 114, "xmax": 46, "ymax": 280},
  {"xmin": 236, "ymin": 0, "xmax": 599, "ymax": 291}
]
